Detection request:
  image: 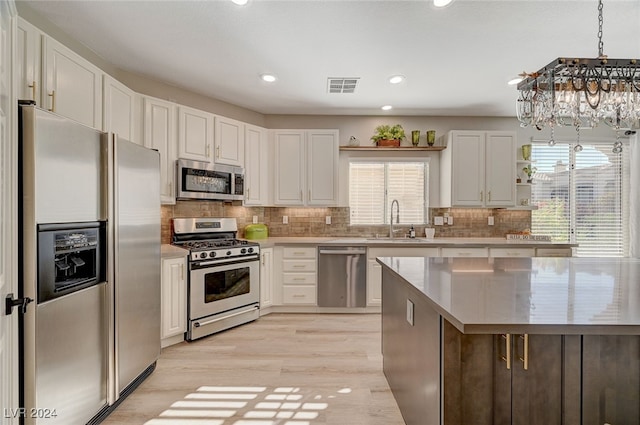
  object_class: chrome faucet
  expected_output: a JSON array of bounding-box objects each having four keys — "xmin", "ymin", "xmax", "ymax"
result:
[{"xmin": 390, "ymin": 199, "xmax": 400, "ymax": 238}]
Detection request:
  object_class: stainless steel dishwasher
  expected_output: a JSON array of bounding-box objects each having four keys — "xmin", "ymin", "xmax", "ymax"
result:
[{"xmin": 317, "ymin": 246, "xmax": 367, "ymax": 307}]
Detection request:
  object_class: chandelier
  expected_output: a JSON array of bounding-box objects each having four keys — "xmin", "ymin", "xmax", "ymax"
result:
[{"xmin": 515, "ymin": 0, "xmax": 639, "ymax": 153}]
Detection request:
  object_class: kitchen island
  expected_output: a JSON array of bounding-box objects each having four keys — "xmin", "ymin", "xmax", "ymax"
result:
[{"xmin": 378, "ymin": 256, "xmax": 640, "ymax": 425}]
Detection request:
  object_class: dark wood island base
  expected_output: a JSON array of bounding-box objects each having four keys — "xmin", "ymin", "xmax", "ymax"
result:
[{"xmin": 380, "ymin": 257, "xmax": 640, "ymax": 425}]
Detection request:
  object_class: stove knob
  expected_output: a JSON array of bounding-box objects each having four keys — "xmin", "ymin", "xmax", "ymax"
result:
[
  {"xmin": 199, "ymin": 252, "xmax": 207, "ymax": 259},
  {"xmin": 226, "ymin": 251, "xmax": 232, "ymax": 256},
  {"xmin": 209, "ymin": 252, "xmax": 216, "ymax": 258},
  {"xmin": 241, "ymin": 248, "xmax": 247, "ymax": 254},
  {"xmin": 248, "ymin": 247, "xmax": 254, "ymax": 253}
]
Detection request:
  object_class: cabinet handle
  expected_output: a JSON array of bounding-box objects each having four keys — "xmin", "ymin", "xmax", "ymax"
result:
[
  {"xmin": 292, "ymin": 294, "xmax": 305, "ymax": 298},
  {"xmin": 518, "ymin": 334, "xmax": 529, "ymax": 370},
  {"xmin": 247, "ymin": 188, "xmax": 250, "ymax": 200},
  {"xmin": 216, "ymin": 146, "xmax": 220, "ymax": 159},
  {"xmin": 480, "ymin": 190, "xmax": 483, "ymax": 202},
  {"xmin": 500, "ymin": 333, "xmax": 511, "ymax": 370},
  {"xmin": 292, "ymin": 265, "xmax": 306, "ymax": 269},
  {"xmin": 292, "ymin": 278, "xmax": 305, "ymax": 281},
  {"xmin": 47, "ymin": 90, "xmax": 55, "ymax": 112},
  {"xmin": 308, "ymin": 189, "xmax": 311, "ymax": 201},
  {"xmin": 206, "ymin": 144, "xmax": 210, "ymax": 157},
  {"xmin": 28, "ymin": 81, "xmax": 36, "ymax": 102},
  {"xmin": 488, "ymin": 191, "xmax": 492, "ymax": 202},
  {"xmin": 261, "ymin": 253, "xmax": 265, "ymax": 266},
  {"xmin": 181, "ymin": 263, "xmax": 185, "ymax": 280},
  {"xmin": 300, "ymin": 190, "xmax": 303, "ymax": 201}
]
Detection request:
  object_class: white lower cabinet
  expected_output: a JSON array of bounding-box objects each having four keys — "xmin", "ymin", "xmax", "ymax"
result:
[
  {"xmin": 260, "ymin": 248, "xmax": 273, "ymax": 311},
  {"xmin": 367, "ymin": 247, "xmax": 440, "ymax": 306},
  {"xmin": 161, "ymin": 255, "xmax": 187, "ymax": 347},
  {"xmin": 280, "ymin": 246, "xmax": 317, "ymax": 305}
]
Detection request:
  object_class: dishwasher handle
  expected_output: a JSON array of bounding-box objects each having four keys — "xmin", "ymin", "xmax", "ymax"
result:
[{"xmin": 319, "ymin": 248, "xmax": 367, "ymax": 255}]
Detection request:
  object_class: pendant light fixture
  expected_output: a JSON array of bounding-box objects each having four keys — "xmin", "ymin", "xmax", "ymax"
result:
[{"xmin": 515, "ymin": 0, "xmax": 639, "ymax": 153}]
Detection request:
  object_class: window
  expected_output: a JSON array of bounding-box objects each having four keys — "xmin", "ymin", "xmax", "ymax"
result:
[
  {"xmin": 349, "ymin": 160, "xmax": 428, "ymax": 225},
  {"xmin": 531, "ymin": 141, "xmax": 629, "ymax": 257}
]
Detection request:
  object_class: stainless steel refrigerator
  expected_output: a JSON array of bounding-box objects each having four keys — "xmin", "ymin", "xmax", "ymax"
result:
[{"xmin": 19, "ymin": 105, "xmax": 161, "ymax": 424}]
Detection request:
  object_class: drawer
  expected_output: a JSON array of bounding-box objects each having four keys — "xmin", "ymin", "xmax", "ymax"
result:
[
  {"xmin": 489, "ymin": 248, "xmax": 535, "ymax": 257},
  {"xmin": 282, "ymin": 259, "xmax": 316, "ymax": 272},
  {"xmin": 441, "ymin": 247, "xmax": 488, "ymax": 258},
  {"xmin": 368, "ymin": 247, "xmax": 440, "ymax": 260},
  {"xmin": 282, "ymin": 285, "xmax": 317, "ymax": 304},
  {"xmin": 283, "ymin": 272, "xmax": 316, "ymax": 285},
  {"xmin": 283, "ymin": 247, "xmax": 317, "ymax": 259},
  {"xmin": 536, "ymin": 248, "xmax": 573, "ymax": 257}
]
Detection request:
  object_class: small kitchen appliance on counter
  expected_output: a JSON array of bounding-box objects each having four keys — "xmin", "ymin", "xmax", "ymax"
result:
[
  {"xmin": 244, "ymin": 223, "xmax": 268, "ymax": 240},
  {"xmin": 172, "ymin": 218, "xmax": 261, "ymax": 340}
]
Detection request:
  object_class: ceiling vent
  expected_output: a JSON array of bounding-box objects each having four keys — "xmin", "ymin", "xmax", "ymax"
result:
[{"xmin": 327, "ymin": 77, "xmax": 360, "ymax": 94}]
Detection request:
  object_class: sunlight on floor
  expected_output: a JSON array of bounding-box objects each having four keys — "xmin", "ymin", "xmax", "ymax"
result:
[{"xmin": 143, "ymin": 385, "xmax": 350, "ymax": 425}]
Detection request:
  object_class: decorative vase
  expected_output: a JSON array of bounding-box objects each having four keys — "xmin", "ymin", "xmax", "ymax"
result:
[
  {"xmin": 521, "ymin": 144, "xmax": 532, "ymax": 161},
  {"xmin": 426, "ymin": 130, "xmax": 436, "ymax": 146},
  {"xmin": 377, "ymin": 139, "xmax": 401, "ymax": 147},
  {"xmin": 411, "ymin": 130, "xmax": 420, "ymax": 146}
]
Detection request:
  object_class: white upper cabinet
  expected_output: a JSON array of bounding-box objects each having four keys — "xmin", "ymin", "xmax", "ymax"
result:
[
  {"xmin": 274, "ymin": 131, "xmax": 306, "ymax": 205},
  {"xmin": 16, "ymin": 18, "xmax": 42, "ymax": 105},
  {"xmin": 484, "ymin": 132, "xmax": 517, "ymax": 207},
  {"xmin": 244, "ymin": 124, "xmax": 270, "ymax": 206},
  {"xmin": 103, "ymin": 74, "xmax": 141, "ymax": 144},
  {"xmin": 178, "ymin": 105, "xmax": 214, "ymax": 162},
  {"xmin": 307, "ymin": 130, "xmax": 339, "ymax": 206},
  {"xmin": 214, "ymin": 116, "xmax": 245, "ymax": 167},
  {"xmin": 143, "ymin": 96, "xmax": 177, "ymax": 204},
  {"xmin": 42, "ymin": 36, "xmax": 102, "ymax": 129},
  {"xmin": 273, "ymin": 129, "xmax": 339, "ymax": 206},
  {"xmin": 440, "ymin": 130, "xmax": 516, "ymax": 208}
]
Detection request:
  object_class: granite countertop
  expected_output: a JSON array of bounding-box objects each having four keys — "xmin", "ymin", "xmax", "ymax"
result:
[
  {"xmin": 249, "ymin": 236, "xmax": 575, "ymax": 249},
  {"xmin": 377, "ymin": 256, "xmax": 640, "ymax": 335}
]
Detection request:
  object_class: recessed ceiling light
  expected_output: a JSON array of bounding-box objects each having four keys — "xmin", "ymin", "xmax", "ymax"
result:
[
  {"xmin": 261, "ymin": 74, "xmax": 277, "ymax": 83},
  {"xmin": 388, "ymin": 75, "xmax": 405, "ymax": 84},
  {"xmin": 508, "ymin": 77, "xmax": 524, "ymax": 86},
  {"xmin": 433, "ymin": 0, "xmax": 453, "ymax": 7},
  {"xmin": 381, "ymin": 105, "xmax": 393, "ymax": 111},
  {"xmin": 231, "ymin": 0, "xmax": 248, "ymax": 5}
]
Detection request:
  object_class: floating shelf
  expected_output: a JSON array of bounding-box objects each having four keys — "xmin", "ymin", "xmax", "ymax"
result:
[{"xmin": 339, "ymin": 146, "xmax": 446, "ymax": 151}]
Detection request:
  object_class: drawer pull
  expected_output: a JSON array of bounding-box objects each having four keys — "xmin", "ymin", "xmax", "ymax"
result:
[
  {"xmin": 292, "ymin": 294, "xmax": 306, "ymax": 298},
  {"xmin": 293, "ymin": 278, "xmax": 305, "ymax": 281},
  {"xmin": 518, "ymin": 334, "xmax": 529, "ymax": 370},
  {"xmin": 292, "ymin": 265, "xmax": 306, "ymax": 269}
]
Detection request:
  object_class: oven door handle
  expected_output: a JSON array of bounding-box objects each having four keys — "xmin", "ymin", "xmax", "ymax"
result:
[
  {"xmin": 194, "ymin": 305, "xmax": 259, "ymax": 328},
  {"xmin": 193, "ymin": 256, "xmax": 259, "ymax": 267}
]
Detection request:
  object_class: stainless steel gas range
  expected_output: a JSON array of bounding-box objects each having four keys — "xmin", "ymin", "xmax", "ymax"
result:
[{"xmin": 172, "ymin": 218, "xmax": 260, "ymax": 341}]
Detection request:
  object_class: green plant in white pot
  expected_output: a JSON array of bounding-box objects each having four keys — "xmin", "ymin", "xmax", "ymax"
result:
[{"xmin": 371, "ymin": 124, "xmax": 405, "ymax": 147}]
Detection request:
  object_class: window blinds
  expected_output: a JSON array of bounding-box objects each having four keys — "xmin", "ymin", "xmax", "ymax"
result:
[
  {"xmin": 349, "ymin": 161, "xmax": 427, "ymax": 225},
  {"xmin": 531, "ymin": 141, "xmax": 628, "ymax": 257}
]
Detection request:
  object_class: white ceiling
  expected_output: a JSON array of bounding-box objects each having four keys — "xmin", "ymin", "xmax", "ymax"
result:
[{"xmin": 18, "ymin": 0, "xmax": 640, "ymax": 117}]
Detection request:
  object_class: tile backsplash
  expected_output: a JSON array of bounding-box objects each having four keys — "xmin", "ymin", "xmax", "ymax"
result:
[{"xmin": 161, "ymin": 201, "xmax": 532, "ymax": 244}]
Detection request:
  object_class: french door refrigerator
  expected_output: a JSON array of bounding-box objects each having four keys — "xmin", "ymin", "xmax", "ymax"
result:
[{"xmin": 18, "ymin": 105, "xmax": 161, "ymax": 424}]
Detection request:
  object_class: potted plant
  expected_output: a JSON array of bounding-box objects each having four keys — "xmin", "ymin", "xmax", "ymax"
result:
[
  {"xmin": 522, "ymin": 164, "xmax": 538, "ymax": 183},
  {"xmin": 371, "ymin": 124, "xmax": 406, "ymax": 147}
]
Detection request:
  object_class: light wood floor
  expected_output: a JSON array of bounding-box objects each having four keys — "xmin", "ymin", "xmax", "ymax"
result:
[{"xmin": 103, "ymin": 313, "xmax": 406, "ymax": 425}]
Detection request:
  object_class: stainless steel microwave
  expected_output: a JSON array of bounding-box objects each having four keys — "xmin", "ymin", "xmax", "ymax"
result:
[{"xmin": 176, "ymin": 159, "xmax": 244, "ymax": 201}]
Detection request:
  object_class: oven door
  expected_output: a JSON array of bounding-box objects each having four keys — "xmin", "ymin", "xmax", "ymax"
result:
[{"xmin": 189, "ymin": 258, "xmax": 259, "ymax": 320}]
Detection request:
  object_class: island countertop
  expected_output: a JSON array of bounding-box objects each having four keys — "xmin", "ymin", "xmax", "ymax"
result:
[{"xmin": 377, "ymin": 256, "xmax": 640, "ymax": 335}]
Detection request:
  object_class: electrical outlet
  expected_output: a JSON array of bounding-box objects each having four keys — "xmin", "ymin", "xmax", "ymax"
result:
[
  {"xmin": 488, "ymin": 216, "xmax": 494, "ymax": 226},
  {"xmin": 406, "ymin": 299, "xmax": 414, "ymax": 326},
  {"xmin": 325, "ymin": 216, "xmax": 331, "ymax": 225},
  {"xmin": 434, "ymin": 216, "xmax": 444, "ymax": 226},
  {"xmin": 283, "ymin": 215, "xmax": 288, "ymax": 224},
  {"xmin": 253, "ymin": 215, "xmax": 258, "ymax": 224},
  {"xmin": 448, "ymin": 216, "xmax": 454, "ymax": 225}
]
